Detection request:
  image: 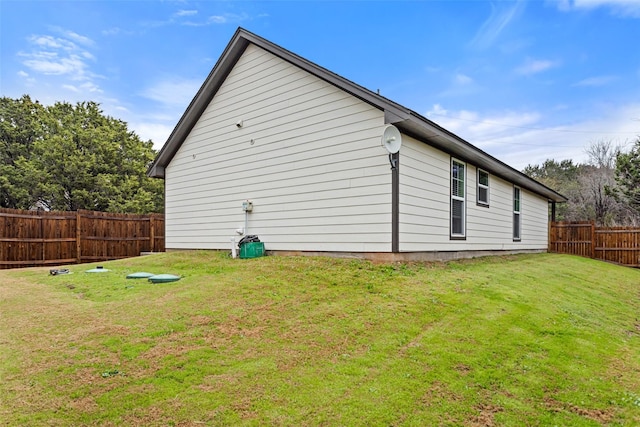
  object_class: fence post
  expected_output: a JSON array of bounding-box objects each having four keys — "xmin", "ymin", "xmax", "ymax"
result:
[
  {"xmin": 591, "ymin": 221, "xmax": 596, "ymax": 259},
  {"xmin": 149, "ymin": 216, "xmax": 155, "ymax": 253},
  {"xmin": 39, "ymin": 211, "xmax": 45, "ymax": 265},
  {"xmin": 76, "ymin": 211, "xmax": 82, "ymax": 264}
]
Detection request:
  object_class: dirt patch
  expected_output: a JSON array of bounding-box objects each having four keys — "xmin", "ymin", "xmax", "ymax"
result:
[
  {"xmin": 67, "ymin": 395, "xmax": 98, "ymax": 412},
  {"xmin": 398, "ymin": 323, "xmax": 434, "ymax": 355},
  {"xmin": 544, "ymin": 397, "xmax": 614, "ymax": 423},
  {"xmin": 190, "ymin": 315, "xmax": 213, "ymax": 326},
  {"xmin": 232, "ymin": 396, "xmax": 259, "ymax": 420},
  {"xmin": 455, "ymin": 363, "xmax": 472, "ymax": 375},
  {"xmin": 606, "ymin": 347, "xmax": 640, "ymax": 390},
  {"xmin": 198, "ymin": 372, "xmax": 245, "ymax": 391},
  {"xmin": 217, "ymin": 322, "xmax": 266, "ymax": 339},
  {"xmin": 467, "ymin": 403, "xmax": 504, "ymax": 427},
  {"xmin": 420, "ymin": 381, "xmax": 464, "ymax": 407}
]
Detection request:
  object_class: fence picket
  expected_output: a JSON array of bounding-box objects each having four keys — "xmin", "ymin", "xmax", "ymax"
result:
[
  {"xmin": 549, "ymin": 221, "xmax": 640, "ymax": 268},
  {"xmin": 0, "ymin": 208, "xmax": 164, "ymax": 269}
]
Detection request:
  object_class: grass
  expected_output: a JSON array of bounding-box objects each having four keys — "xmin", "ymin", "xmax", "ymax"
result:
[{"xmin": 1, "ymin": 251, "xmax": 639, "ymax": 426}]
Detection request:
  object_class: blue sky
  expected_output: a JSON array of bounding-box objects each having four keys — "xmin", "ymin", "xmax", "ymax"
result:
[{"xmin": 1, "ymin": 0, "xmax": 639, "ymax": 170}]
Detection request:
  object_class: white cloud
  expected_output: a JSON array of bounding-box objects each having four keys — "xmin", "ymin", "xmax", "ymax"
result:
[
  {"xmin": 17, "ymin": 70, "xmax": 36, "ymax": 86},
  {"xmin": 79, "ymin": 81, "xmax": 103, "ymax": 94},
  {"xmin": 573, "ymin": 75, "xmax": 617, "ymax": 86},
  {"xmin": 455, "ymin": 73, "xmax": 473, "ymax": 85},
  {"xmin": 102, "ymin": 27, "xmax": 134, "ymax": 36},
  {"xmin": 81, "ymin": 51, "xmax": 96, "ymax": 60},
  {"xmin": 20, "ymin": 30, "xmax": 97, "ymax": 83},
  {"xmin": 15, "ymin": 28, "xmax": 109, "ymax": 111},
  {"xmin": 208, "ymin": 15, "xmax": 228, "ymax": 24},
  {"xmin": 515, "ymin": 58, "xmax": 559, "ymax": 76},
  {"xmin": 140, "ymin": 78, "xmax": 201, "ymax": 108},
  {"xmin": 130, "ymin": 122, "xmax": 175, "ymax": 148},
  {"xmin": 207, "ymin": 12, "xmax": 249, "ymax": 25},
  {"xmin": 427, "ymin": 105, "xmax": 542, "ymax": 143},
  {"xmin": 175, "ymin": 9, "xmax": 198, "ymax": 17},
  {"xmin": 62, "ymin": 30, "xmax": 95, "ymax": 47},
  {"xmin": 62, "ymin": 84, "xmax": 79, "ymax": 92},
  {"xmin": 29, "ymin": 35, "xmax": 67, "ymax": 49},
  {"xmin": 425, "ymin": 103, "xmax": 640, "ymax": 170},
  {"xmin": 146, "ymin": 10, "xmax": 253, "ymax": 28},
  {"xmin": 499, "ymin": 38, "xmax": 534, "ymax": 54},
  {"xmin": 20, "ymin": 52, "xmax": 88, "ymax": 76},
  {"xmin": 435, "ymin": 72, "xmax": 481, "ymax": 99},
  {"xmin": 470, "ymin": 0, "xmax": 527, "ymax": 49},
  {"xmin": 135, "ymin": 79, "xmax": 206, "ymax": 148},
  {"xmin": 554, "ymin": 0, "xmax": 640, "ymax": 18}
]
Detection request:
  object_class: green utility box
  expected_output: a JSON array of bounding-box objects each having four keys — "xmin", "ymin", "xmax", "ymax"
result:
[{"xmin": 239, "ymin": 241, "xmax": 265, "ymax": 259}]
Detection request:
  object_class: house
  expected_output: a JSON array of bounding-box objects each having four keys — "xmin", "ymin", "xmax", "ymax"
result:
[{"xmin": 148, "ymin": 28, "xmax": 566, "ymax": 261}]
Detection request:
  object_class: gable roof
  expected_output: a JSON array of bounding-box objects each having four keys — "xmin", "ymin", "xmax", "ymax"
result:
[{"xmin": 148, "ymin": 27, "xmax": 566, "ymax": 203}]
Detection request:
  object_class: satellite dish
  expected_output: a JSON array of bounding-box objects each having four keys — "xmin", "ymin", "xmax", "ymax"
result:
[{"xmin": 381, "ymin": 125, "xmax": 402, "ymax": 154}]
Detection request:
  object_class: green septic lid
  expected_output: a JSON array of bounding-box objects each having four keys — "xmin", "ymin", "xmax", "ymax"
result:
[
  {"xmin": 126, "ymin": 272, "xmax": 155, "ymax": 279},
  {"xmin": 86, "ymin": 266, "xmax": 110, "ymax": 273},
  {"xmin": 148, "ymin": 274, "xmax": 181, "ymax": 284}
]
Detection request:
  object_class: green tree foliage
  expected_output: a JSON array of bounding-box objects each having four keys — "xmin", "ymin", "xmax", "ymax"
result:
[
  {"xmin": 522, "ymin": 159, "xmax": 581, "ymax": 189},
  {"xmin": 524, "ymin": 141, "xmax": 640, "ymax": 226},
  {"xmin": 523, "ymin": 159, "xmax": 581, "ymax": 221},
  {"xmin": 612, "ymin": 137, "xmax": 640, "ymax": 215},
  {"xmin": 0, "ymin": 96, "xmax": 46, "ymax": 209},
  {"xmin": 0, "ymin": 95, "xmax": 163, "ymax": 213}
]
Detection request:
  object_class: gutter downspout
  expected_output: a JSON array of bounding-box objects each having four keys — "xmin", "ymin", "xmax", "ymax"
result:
[{"xmin": 391, "ymin": 151, "xmax": 399, "ymax": 253}]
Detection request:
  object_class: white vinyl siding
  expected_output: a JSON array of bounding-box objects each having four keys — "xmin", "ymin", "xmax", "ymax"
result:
[
  {"xmin": 163, "ymin": 42, "xmax": 552, "ymax": 255},
  {"xmin": 399, "ymin": 137, "xmax": 549, "ymax": 252},
  {"xmin": 397, "ymin": 136, "xmax": 451, "ymax": 251},
  {"xmin": 165, "ymin": 44, "xmax": 390, "ymax": 252},
  {"xmin": 451, "ymin": 159, "xmax": 466, "ymax": 238}
]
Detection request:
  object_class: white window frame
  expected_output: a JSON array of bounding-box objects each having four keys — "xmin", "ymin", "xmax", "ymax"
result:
[
  {"xmin": 477, "ymin": 169, "xmax": 490, "ymax": 207},
  {"xmin": 513, "ymin": 186, "xmax": 521, "ymax": 241},
  {"xmin": 451, "ymin": 158, "xmax": 466, "ymax": 239}
]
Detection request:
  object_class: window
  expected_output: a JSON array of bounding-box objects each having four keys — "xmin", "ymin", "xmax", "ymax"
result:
[
  {"xmin": 477, "ymin": 169, "xmax": 489, "ymax": 206},
  {"xmin": 451, "ymin": 159, "xmax": 466, "ymax": 238},
  {"xmin": 513, "ymin": 186, "xmax": 521, "ymax": 241}
]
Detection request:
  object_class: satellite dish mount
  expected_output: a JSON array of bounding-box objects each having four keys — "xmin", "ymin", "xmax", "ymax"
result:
[{"xmin": 381, "ymin": 125, "xmax": 402, "ymax": 169}]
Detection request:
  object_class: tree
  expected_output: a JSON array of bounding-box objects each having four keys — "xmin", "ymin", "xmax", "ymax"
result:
[
  {"xmin": 524, "ymin": 141, "xmax": 640, "ymax": 225},
  {"xmin": 522, "ymin": 159, "xmax": 580, "ymax": 188},
  {"xmin": 578, "ymin": 140, "xmax": 629, "ymax": 226},
  {"xmin": 0, "ymin": 95, "xmax": 46, "ymax": 209},
  {"xmin": 523, "ymin": 159, "xmax": 582, "ymax": 221},
  {"xmin": 0, "ymin": 95, "xmax": 163, "ymax": 213},
  {"xmin": 612, "ymin": 137, "xmax": 640, "ymax": 216}
]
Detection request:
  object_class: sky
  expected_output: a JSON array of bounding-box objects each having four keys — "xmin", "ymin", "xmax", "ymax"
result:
[{"xmin": 1, "ymin": 0, "xmax": 639, "ymax": 170}]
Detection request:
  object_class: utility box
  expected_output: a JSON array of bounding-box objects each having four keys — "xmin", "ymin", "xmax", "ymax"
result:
[
  {"xmin": 242, "ymin": 200, "xmax": 253, "ymax": 212},
  {"xmin": 239, "ymin": 241, "xmax": 265, "ymax": 259}
]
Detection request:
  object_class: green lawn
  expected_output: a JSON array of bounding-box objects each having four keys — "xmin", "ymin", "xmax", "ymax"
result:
[{"xmin": 1, "ymin": 252, "xmax": 639, "ymax": 426}]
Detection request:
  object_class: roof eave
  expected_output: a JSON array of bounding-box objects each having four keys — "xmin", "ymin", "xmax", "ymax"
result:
[
  {"xmin": 147, "ymin": 28, "xmax": 251, "ymax": 178},
  {"xmin": 386, "ymin": 112, "xmax": 567, "ymax": 203},
  {"xmin": 147, "ymin": 27, "xmax": 567, "ymax": 204}
]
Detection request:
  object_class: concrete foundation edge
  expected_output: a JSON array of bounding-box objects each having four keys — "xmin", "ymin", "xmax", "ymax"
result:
[{"xmin": 166, "ymin": 248, "xmax": 547, "ymax": 263}]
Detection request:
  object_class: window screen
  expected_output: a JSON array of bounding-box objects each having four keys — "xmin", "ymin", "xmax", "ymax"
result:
[
  {"xmin": 451, "ymin": 159, "xmax": 466, "ymax": 238},
  {"xmin": 513, "ymin": 186, "xmax": 521, "ymax": 240},
  {"xmin": 477, "ymin": 169, "xmax": 489, "ymax": 206}
]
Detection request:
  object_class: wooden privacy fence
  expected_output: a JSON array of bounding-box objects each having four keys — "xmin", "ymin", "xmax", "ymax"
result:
[
  {"xmin": 0, "ymin": 208, "xmax": 164, "ymax": 269},
  {"xmin": 549, "ymin": 221, "xmax": 640, "ymax": 268}
]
